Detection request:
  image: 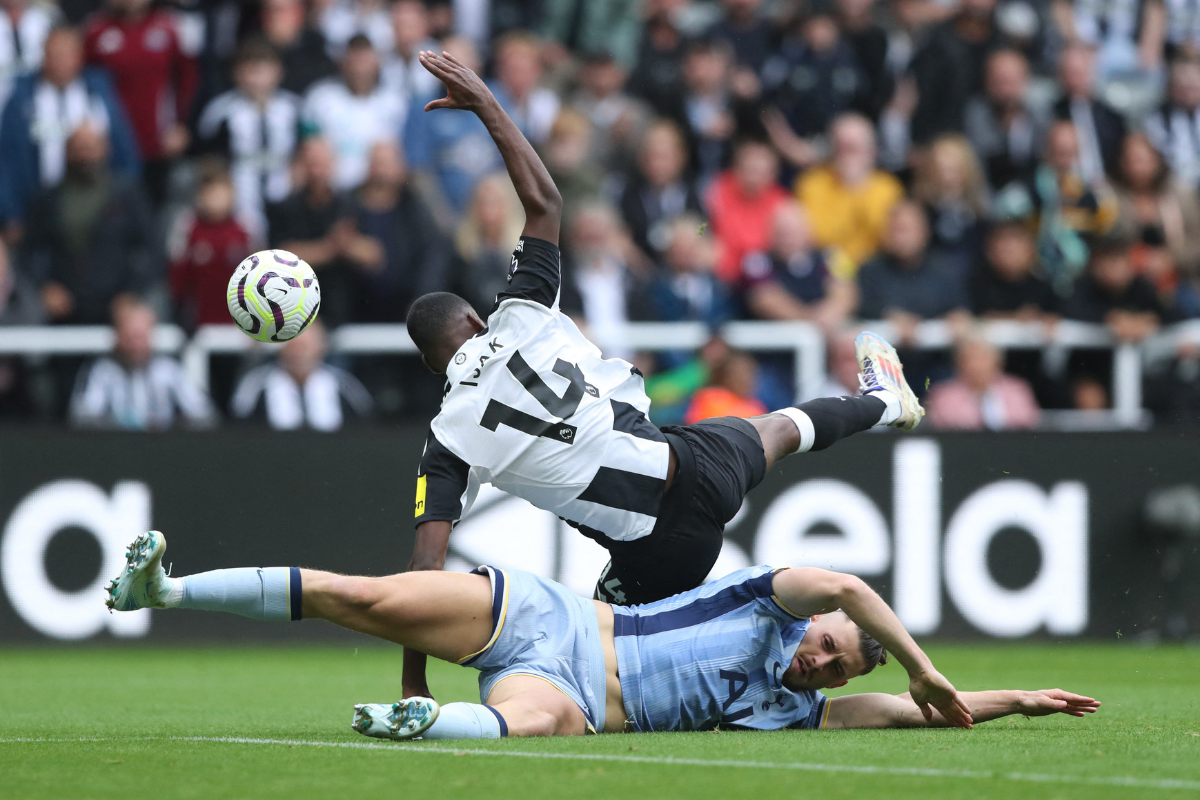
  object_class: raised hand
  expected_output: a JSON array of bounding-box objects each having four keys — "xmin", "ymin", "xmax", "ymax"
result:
[
  {"xmin": 909, "ymin": 668, "xmax": 974, "ymax": 729},
  {"xmin": 418, "ymin": 50, "xmax": 495, "ymax": 113},
  {"xmin": 1016, "ymin": 689, "xmax": 1101, "ymax": 718}
]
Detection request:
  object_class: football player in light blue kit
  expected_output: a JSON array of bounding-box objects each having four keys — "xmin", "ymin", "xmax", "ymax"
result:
[{"xmin": 107, "ymin": 530, "xmax": 1099, "ymax": 739}]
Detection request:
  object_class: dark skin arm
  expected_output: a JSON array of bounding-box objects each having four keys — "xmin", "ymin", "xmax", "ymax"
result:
[
  {"xmin": 403, "ymin": 50, "xmax": 563, "ymax": 698},
  {"xmin": 402, "ymin": 520, "xmax": 452, "ymax": 699},
  {"xmin": 417, "ymin": 50, "xmax": 562, "ymax": 244}
]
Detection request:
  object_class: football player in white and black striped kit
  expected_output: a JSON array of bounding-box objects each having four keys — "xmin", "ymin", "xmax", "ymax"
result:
[{"xmin": 401, "ymin": 51, "xmax": 925, "ymax": 700}]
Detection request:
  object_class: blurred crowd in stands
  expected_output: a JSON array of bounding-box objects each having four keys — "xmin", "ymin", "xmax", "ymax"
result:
[{"xmin": 1, "ymin": 0, "xmax": 1200, "ymax": 431}]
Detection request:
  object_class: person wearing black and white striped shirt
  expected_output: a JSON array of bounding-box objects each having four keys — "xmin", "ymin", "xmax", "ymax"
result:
[
  {"xmin": 69, "ymin": 298, "xmax": 216, "ymax": 430},
  {"xmin": 402, "ymin": 52, "xmax": 925, "ymax": 694},
  {"xmin": 196, "ymin": 38, "xmax": 301, "ymax": 242},
  {"xmin": 1147, "ymin": 55, "xmax": 1200, "ymax": 190},
  {"xmin": 230, "ymin": 319, "xmax": 372, "ymax": 431}
]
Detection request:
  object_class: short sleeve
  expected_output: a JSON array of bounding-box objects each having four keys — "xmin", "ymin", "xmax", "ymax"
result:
[
  {"xmin": 414, "ymin": 431, "xmax": 472, "ymax": 527},
  {"xmin": 787, "ymin": 693, "xmax": 830, "ymax": 730},
  {"xmin": 491, "ymin": 235, "xmax": 560, "ymax": 311}
]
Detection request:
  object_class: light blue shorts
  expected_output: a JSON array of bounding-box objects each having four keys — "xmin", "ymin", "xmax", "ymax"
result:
[{"xmin": 460, "ymin": 566, "xmax": 608, "ymax": 733}]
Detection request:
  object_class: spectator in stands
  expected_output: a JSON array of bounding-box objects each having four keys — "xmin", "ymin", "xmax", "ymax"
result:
[
  {"xmin": 1054, "ymin": 0, "xmax": 1165, "ymax": 82},
  {"xmin": 261, "ymin": 0, "xmax": 336, "ymax": 96},
  {"xmin": 1053, "ymin": 43, "xmax": 1127, "ymax": 186},
  {"xmin": 803, "ymin": 328, "xmax": 861, "ymax": 400},
  {"xmin": 679, "ymin": 37, "xmax": 740, "ymax": 185},
  {"xmin": 628, "ymin": 0, "xmax": 688, "ymax": 116},
  {"xmin": 796, "ymin": 113, "xmax": 903, "ymax": 270},
  {"xmin": 381, "ymin": 0, "xmax": 440, "ymax": 103},
  {"xmin": 760, "ymin": 0, "xmax": 871, "ymax": 163},
  {"xmin": 69, "ymin": 297, "xmax": 215, "ymax": 430},
  {"xmin": 352, "ymin": 141, "xmax": 448, "ymax": 322},
  {"xmin": 318, "ymin": 0, "xmax": 392, "ymax": 58},
  {"xmin": 1146, "ymin": 54, "xmax": 1200, "ymax": 190},
  {"xmin": 268, "ymin": 138, "xmax": 375, "ymax": 328},
  {"xmin": 996, "ymin": 121, "xmax": 1120, "ymax": 295},
  {"xmin": 402, "ymin": 36, "xmax": 503, "ymax": 214},
  {"xmin": 925, "ymin": 333, "xmax": 1040, "ymax": 430},
  {"xmin": 491, "ymin": 32, "xmax": 559, "ymax": 147},
  {"xmin": 0, "ymin": 0, "xmax": 58, "ymax": 112},
  {"xmin": 618, "ymin": 119, "xmax": 703, "ymax": 265},
  {"xmin": 1063, "ymin": 236, "xmax": 1165, "ymax": 342},
  {"xmin": 857, "ymin": 201, "xmax": 971, "ymax": 347},
  {"xmin": 706, "ymin": 0, "xmax": 774, "ymax": 77},
  {"xmin": 908, "ymin": 0, "xmax": 1012, "ymax": 145},
  {"xmin": 450, "ymin": 173, "xmax": 525, "ymax": 316},
  {"xmin": 542, "ymin": 109, "xmax": 605, "ymax": 227},
  {"xmin": 684, "ymin": 348, "xmax": 767, "ymax": 424},
  {"xmin": 303, "ymin": 34, "xmax": 405, "ymax": 192},
  {"xmin": 972, "ymin": 221, "xmax": 1057, "ymax": 319},
  {"xmin": 231, "ymin": 319, "xmax": 372, "ymax": 431},
  {"xmin": 196, "ymin": 37, "xmax": 300, "ymax": 242},
  {"xmin": 22, "ymin": 123, "xmax": 156, "ymax": 325},
  {"xmin": 835, "ymin": 0, "xmax": 893, "ymax": 120},
  {"xmin": 742, "ymin": 202, "xmax": 856, "ymax": 330},
  {"xmin": 541, "ymin": 0, "xmax": 643, "ymax": 72},
  {"xmin": 85, "ymin": 0, "xmax": 197, "ymax": 206},
  {"xmin": 912, "ymin": 134, "xmax": 990, "ymax": 278},
  {"xmin": 1114, "ymin": 131, "xmax": 1200, "ymax": 319},
  {"xmin": 707, "ymin": 139, "xmax": 789, "ymax": 283},
  {"xmin": 168, "ymin": 160, "xmax": 251, "ymax": 331},
  {"xmin": 646, "ymin": 213, "xmax": 732, "ymax": 327},
  {"xmin": 561, "ymin": 203, "xmax": 637, "ymax": 354},
  {"xmin": 964, "ymin": 49, "xmax": 1047, "ymax": 191},
  {"xmin": 0, "ymin": 25, "xmax": 138, "ymax": 233},
  {"xmin": 568, "ymin": 50, "xmax": 649, "ymax": 172}
]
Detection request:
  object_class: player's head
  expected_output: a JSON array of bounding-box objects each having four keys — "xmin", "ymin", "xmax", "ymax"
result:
[
  {"xmin": 783, "ymin": 611, "xmax": 888, "ymax": 691},
  {"xmin": 407, "ymin": 292, "xmax": 485, "ymax": 374}
]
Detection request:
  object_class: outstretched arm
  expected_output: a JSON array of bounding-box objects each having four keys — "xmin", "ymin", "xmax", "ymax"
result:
[
  {"xmin": 772, "ymin": 568, "xmax": 974, "ymax": 728},
  {"xmin": 419, "ymin": 50, "xmax": 561, "ymax": 244},
  {"xmin": 825, "ymin": 688, "xmax": 1100, "ymax": 730}
]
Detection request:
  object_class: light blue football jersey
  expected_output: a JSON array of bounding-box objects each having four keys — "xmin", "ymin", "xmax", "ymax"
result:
[{"xmin": 612, "ymin": 566, "xmax": 829, "ymax": 733}]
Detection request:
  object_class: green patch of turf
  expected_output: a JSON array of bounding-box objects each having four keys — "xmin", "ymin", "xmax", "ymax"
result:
[{"xmin": 1, "ymin": 643, "xmax": 1198, "ymax": 799}]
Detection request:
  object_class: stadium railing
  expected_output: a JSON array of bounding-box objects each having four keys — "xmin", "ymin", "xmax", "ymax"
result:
[{"xmin": 2, "ymin": 319, "xmax": 1199, "ymax": 429}]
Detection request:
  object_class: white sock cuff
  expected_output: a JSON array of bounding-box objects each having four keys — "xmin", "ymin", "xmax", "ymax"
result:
[
  {"xmin": 776, "ymin": 407, "xmax": 816, "ymax": 453},
  {"xmin": 422, "ymin": 702, "xmax": 504, "ymax": 739},
  {"xmin": 865, "ymin": 389, "xmax": 901, "ymax": 426}
]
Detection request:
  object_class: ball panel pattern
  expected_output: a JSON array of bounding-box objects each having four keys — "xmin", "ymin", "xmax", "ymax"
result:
[{"xmin": 226, "ymin": 250, "xmax": 320, "ymax": 342}]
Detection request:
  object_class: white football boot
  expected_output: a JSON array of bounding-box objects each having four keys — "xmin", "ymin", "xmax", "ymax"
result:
[
  {"xmin": 854, "ymin": 331, "xmax": 925, "ymax": 431},
  {"xmin": 352, "ymin": 699, "xmax": 440, "ymax": 741},
  {"xmin": 105, "ymin": 531, "xmax": 169, "ymax": 612}
]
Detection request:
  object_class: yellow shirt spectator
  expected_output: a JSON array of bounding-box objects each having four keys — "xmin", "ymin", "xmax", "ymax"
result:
[{"xmin": 796, "ymin": 165, "xmax": 904, "ymax": 277}]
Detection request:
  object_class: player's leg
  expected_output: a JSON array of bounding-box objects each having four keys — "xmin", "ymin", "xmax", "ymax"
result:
[
  {"xmin": 106, "ymin": 531, "xmax": 492, "ymax": 664},
  {"xmin": 751, "ymin": 331, "xmax": 924, "ymax": 470},
  {"xmin": 483, "ymin": 675, "xmax": 590, "ymax": 736}
]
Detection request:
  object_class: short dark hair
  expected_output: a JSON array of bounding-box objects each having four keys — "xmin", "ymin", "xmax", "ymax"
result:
[
  {"xmin": 406, "ymin": 292, "xmax": 473, "ymax": 356},
  {"xmin": 233, "ymin": 36, "xmax": 280, "ymax": 67},
  {"xmin": 856, "ymin": 625, "xmax": 888, "ymax": 676},
  {"xmin": 346, "ymin": 33, "xmax": 374, "ymax": 51}
]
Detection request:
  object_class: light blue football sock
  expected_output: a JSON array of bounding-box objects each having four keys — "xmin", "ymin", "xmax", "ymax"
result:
[
  {"xmin": 164, "ymin": 567, "xmax": 300, "ymax": 621},
  {"xmin": 422, "ymin": 703, "xmax": 506, "ymax": 739}
]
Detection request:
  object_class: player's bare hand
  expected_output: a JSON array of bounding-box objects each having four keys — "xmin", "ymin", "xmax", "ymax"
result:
[
  {"xmin": 1016, "ymin": 689, "xmax": 1100, "ymax": 718},
  {"xmin": 910, "ymin": 669, "xmax": 973, "ymax": 729},
  {"xmin": 419, "ymin": 50, "xmax": 495, "ymax": 113}
]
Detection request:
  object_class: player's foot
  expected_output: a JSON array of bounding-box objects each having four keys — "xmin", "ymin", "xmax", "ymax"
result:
[
  {"xmin": 854, "ymin": 331, "xmax": 924, "ymax": 431},
  {"xmin": 105, "ymin": 531, "xmax": 169, "ymax": 611},
  {"xmin": 352, "ymin": 699, "xmax": 440, "ymax": 741}
]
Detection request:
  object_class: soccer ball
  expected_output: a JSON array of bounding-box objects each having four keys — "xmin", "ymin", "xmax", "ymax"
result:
[{"xmin": 226, "ymin": 250, "xmax": 321, "ymax": 343}]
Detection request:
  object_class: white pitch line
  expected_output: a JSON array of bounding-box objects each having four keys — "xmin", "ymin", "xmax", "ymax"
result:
[{"xmin": 3, "ymin": 736, "xmax": 1199, "ymax": 792}]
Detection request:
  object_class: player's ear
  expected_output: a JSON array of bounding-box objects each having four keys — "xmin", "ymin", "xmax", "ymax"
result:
[{"xmin": 421, "ymin": 353, "xmax": 444, "ymax": 375}]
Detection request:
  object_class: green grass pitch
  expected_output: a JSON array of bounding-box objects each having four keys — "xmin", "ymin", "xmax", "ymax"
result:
[{"xmin": 2, "ymin": 643, "xmax": 1198, "ymax": 799}]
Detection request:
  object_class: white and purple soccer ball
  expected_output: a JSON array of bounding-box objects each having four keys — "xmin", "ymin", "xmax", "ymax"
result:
[{"xmin": 226, "ymin": 250, "xmax": 321, "ymax": 343}]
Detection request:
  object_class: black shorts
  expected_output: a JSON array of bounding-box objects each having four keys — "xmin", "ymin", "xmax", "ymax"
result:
[{"xmin": 592, "ymin": 417, "xmax": 767, "ymax": 605}]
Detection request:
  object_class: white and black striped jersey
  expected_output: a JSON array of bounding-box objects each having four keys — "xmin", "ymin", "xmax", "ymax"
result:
[
  {"xmin": 231, "ymin": 362, "xmax": 373, "ymax": 431},
  {"xmin": 69, "ymin": 356, "xmax": 216, "ymax": 431},
  {"xmin": 415, "ymin": 236, "xmax": 671, "ymax": 544},
  {"xmin": 196, "ymin": 88, "xmax": 302, "ymax": 234}
]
